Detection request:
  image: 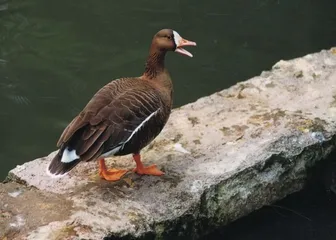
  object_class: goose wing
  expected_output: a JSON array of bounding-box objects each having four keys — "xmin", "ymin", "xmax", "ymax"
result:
[{"xmin": 57, "ymin": 79, "xmax": 163, "ymax": 161}]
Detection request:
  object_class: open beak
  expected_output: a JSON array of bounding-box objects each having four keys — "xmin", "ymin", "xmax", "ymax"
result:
[{"xmin": 175, "ymin": 38, "xmax": 197, "ymax": 57}]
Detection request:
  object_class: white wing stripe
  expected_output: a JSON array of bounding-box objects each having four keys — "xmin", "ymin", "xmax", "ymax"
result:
[
  {"xmin": 100, "ymin": 146, "xmax": 122, "ymax": 158},
  {"xmin": 100, "ymin": 108, "xmax": 160, "ymax": 157},
  {"xmin": 121, "ymin": 108, "xmax": 160, "ymax": 149}
]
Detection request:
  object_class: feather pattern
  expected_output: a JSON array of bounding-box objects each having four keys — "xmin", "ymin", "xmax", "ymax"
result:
[
  {"xmin": 50, "ymin": 77, "xmax": 171, "ymax": 170},
  {"xmin": 47, "ymin": 28, "xmax": 195, "ymax": 176}
]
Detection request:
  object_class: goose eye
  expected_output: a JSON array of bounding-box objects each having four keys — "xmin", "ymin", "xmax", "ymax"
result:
[{"xmin": 167, "ymin": 35, "xmax": 172, "ymax": 40}]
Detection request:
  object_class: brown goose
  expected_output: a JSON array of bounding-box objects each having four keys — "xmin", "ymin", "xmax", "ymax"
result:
[{"xmin": 47, "ymin": 29, "xmax": 196, "ymax": 181}]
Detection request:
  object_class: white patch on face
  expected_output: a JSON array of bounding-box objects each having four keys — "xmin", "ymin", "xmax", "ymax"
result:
[{"xmin": 173, "ymin": 30, "xmax": 182, "ymax": 47}]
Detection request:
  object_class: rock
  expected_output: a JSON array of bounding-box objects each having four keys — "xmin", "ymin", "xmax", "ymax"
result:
[{"xmin": 1, "ymin": 48, "xmax": 336, "ymax": 240}]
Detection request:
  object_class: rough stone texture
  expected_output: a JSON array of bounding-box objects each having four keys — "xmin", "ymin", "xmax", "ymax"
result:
[{"xmin": 1, "ymin": 48, "xmax": 336, "ymax": 240}]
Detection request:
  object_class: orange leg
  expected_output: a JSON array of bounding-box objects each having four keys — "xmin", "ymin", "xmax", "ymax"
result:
[
  {"xmin": 98, "ymin": 159, "xmax": 128, "ymax": 181},
  {"xmin": 132, "ymin": 154, "xmax": 164, "ymax": 176}
]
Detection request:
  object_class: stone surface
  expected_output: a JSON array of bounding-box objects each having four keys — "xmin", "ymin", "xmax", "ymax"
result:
[{"xmin": 1, "ymin": 48, "xmax": 336, "ymax": 240}]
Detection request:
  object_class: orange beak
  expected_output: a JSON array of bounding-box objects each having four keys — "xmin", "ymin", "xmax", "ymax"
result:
[
  {"xmin": 173, "ymin": 31, "xmax": 197, "ymax": 57},
  {"xmin": 175, "ymin": 38, "xmax": 197, "ymax": 57}
]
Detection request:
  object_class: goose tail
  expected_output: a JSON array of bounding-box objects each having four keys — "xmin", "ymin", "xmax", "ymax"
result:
[{"xmin": 46, "ymin": 147, "xmax": 81, "ymax": 177}]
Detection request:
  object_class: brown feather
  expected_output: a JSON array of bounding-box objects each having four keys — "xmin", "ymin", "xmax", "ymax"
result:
[
  {"xmin": 77, "ymin": 125, "xmax": 106, "ymax": 155},
  {"xmin": 48, "ymin": 29, "xmax": 196, "ymax": 176},
  {"xmin": 57, "ymin": 113, "xmax": 87, "ymax": 147},
  {"xmin": 55, "ymin": 79, "xmax": 167, "ymax": 158},
  {"xmin": 80, "ymin": 140, "xmax": 104, "ymax": 162},
  {"xmin": 82, "ymin": 126, "xmax": 98, "ymax": 140}
]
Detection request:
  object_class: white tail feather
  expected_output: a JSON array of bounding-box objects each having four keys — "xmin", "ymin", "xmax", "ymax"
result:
[{"xmin": 61, "ymin": 147, "xmax": 79, "ymax": 163}]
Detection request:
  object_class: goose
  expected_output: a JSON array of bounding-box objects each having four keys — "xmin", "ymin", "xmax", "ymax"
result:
[{"xmin": 47, "ymin": 29, "xmax": 196, "ymax": 181}]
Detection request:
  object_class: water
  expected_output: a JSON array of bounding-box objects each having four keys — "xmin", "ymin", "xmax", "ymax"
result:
[{"xmin": 0, "ymin": 0, "xmax": 335, "ymax": 238}]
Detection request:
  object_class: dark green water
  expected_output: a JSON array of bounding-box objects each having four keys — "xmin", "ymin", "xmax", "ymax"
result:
[{"xmin": 0, "ymin": 0, "xmax": 336, "ymax": 239}]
